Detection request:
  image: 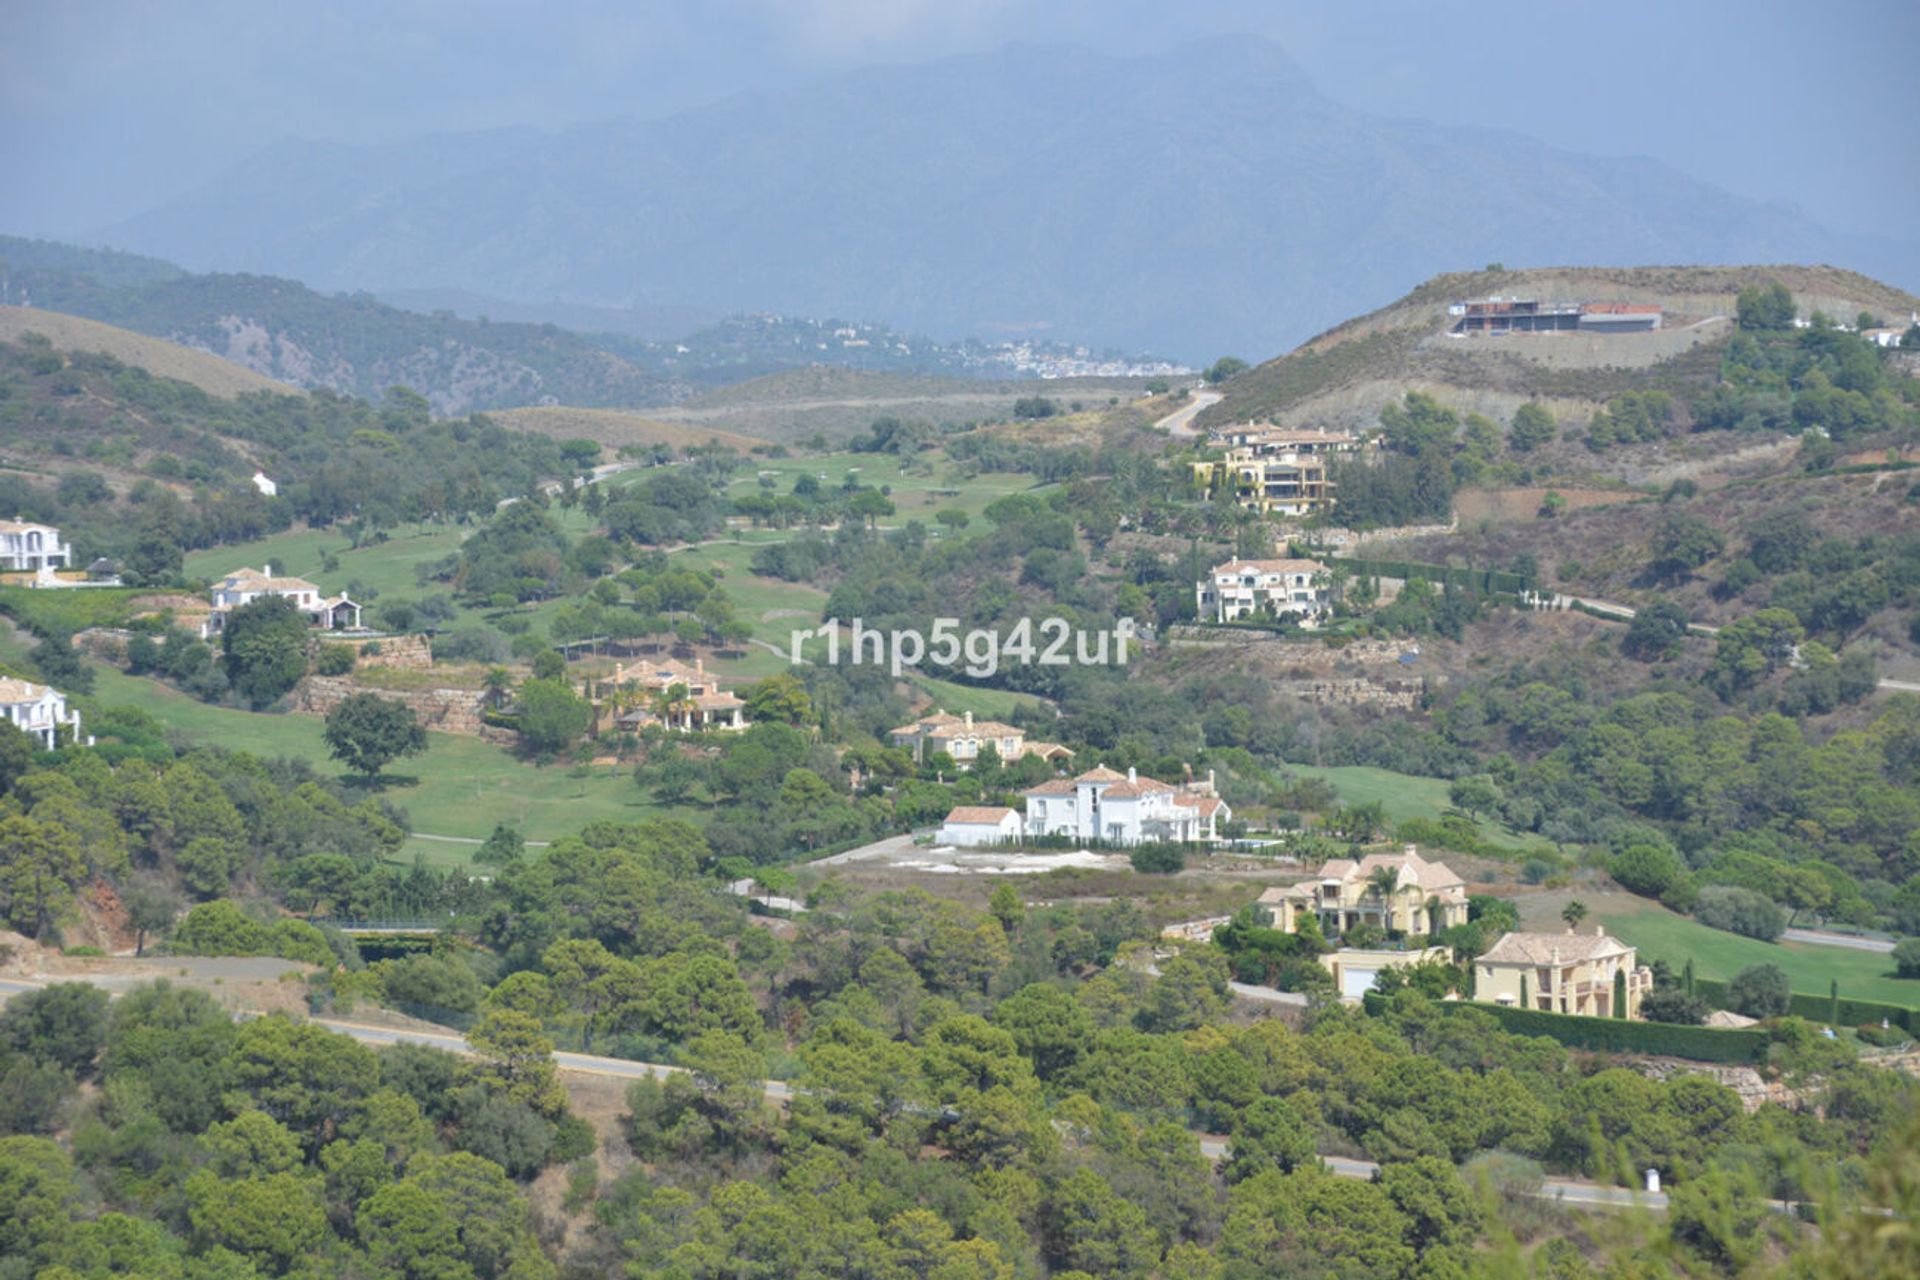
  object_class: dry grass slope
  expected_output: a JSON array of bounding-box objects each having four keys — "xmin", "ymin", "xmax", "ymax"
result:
[
  {"xmin": 1205, "ymin": 264, "xmax": 1920, "ymax": 432},
  {"xmin": 0, "ymin": 305, "xmax": 291, "ymax": 399},
  {"xmin": 493, "ymin": 405, "xmax": 769, "ymax": 454}
]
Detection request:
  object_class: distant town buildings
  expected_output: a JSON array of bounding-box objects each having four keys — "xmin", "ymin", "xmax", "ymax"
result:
[
  {"xmin": 1196, "ymin": 557, "xmax": 1333, "ymax": 626},
  {"xmin": 0, "ymin": 519, "xmax": 70, "ymax": 572},
  {"xmin": 0, "ymin": 676, "xmax": 88, "ymax": 749},
  {"xmin": 1449, "ymin": 297, "xmax": 1662, "ymax": 335},
  {"xmin": 202, "ymin": 565, "xmax": 362, "ymax": 637}
]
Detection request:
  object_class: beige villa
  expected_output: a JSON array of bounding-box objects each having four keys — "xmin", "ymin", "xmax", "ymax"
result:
[
  {"xmin": 1476, "ymin": 926, "xmax": 1652, "ymax": 1019},
  {"xmin": 889, "ymin": 708, "xmax": 1072, "ymax": 767},
  {"xmin": 1260, "ymin": 845, "xmax": 1469, "ymax": 938}
]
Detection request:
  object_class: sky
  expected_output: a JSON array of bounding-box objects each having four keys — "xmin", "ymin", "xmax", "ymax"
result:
[{"xmin": 3, "ymin": 0, "xmax": 1917, "ymax": 243}]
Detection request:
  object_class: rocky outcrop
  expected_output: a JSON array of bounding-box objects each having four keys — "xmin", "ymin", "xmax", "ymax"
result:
[
  {"xmin": 1634, "ymin": 1057, "xmax": 1812, "ymax": 1114},
  {"xmin": 336, "ymin": 633, "xmax": 434, "ymax": 671}
]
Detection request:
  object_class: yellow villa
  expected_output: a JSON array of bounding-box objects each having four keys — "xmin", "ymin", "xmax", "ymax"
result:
[
  {"xmin": 1475, "ymin": 926, "xmax": 1652, "ymax": 1019},
  {"xmin": 1259, "ymin": 845, "xmax": 1469, "ymax": 939}
]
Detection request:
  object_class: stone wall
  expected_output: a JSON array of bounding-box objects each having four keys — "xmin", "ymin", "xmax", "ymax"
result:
[
  {"xmin": 293, "ymin": 675, "xmax": 513, "ymax": 744},
  {"xmin": 1274, "ymin": 677, "xmax": 1425, "ymax": 711},
  {"xmin": 335, "ymin": 633, "xmax": 434, "ymax": 670}
]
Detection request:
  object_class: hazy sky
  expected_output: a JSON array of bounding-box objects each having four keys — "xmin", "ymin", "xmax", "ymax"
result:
[{"xmin": 4, "ymin": 0, "xmax": 1916, "ymax": 243}]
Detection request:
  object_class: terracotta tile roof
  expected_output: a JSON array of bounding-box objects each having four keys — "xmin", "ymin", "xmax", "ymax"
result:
[
  {"xmin": 1174, "ymin": 795, "xmax": 1225, "ymax": 816},
  {"xmin": 1074, "ymin": 765, "xmax": 1128, "ymax": 783},
  {"xmin": 1479, "ymin": 930, "xmax": 1635, "ymax": 967},
  {"xmin": 943, "ymin": 806, "xmax": 1019, "ymax": 825},
  {"xmin": 0, "ymin": 677, "xmax": 53, "ymax": 703},
  {"xmin": 1212, "ymin": 557, "xmax": 1327, "ymax": 577},
  {"xmin": 1022, "ymin": 742, "xmax": 1074, "ymax": 758},
  {"xmin": 691, "ymin": 691, "xmax": 743, "ymax": 709},
  {"xmin": 1023, "ymin": 779, "xmax": 1078, "ymax": 796},
  {"xmin": 928, "ymin": 719, "xmax": 1021, "ymax": 739}
]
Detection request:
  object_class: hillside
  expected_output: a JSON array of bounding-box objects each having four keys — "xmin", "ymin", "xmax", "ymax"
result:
[
  {"xmin": 653, "ymin": 366, "xmax": 1160, "ymax": 443},
  {"xmin": 0, "ymin": 304, "xmax": 290, "ymax": 399},
  {"xmin": 1202, "ymin": 263, "xmax": 1920, "ymax": 432},
  {"xmin": 96, "ymin": 38, "xmax": 1917, "ymax": 359},
  {"xmin": 492, "ymin": 405, "xmax": 768, "ymax": 455}
]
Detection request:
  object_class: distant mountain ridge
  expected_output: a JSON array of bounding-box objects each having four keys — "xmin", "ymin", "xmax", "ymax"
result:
[
  {"xmin": 95, "ymin": 36, "xmax": 1919, "ymax": 359},
  {"xmin": 0, "ymin": 236, "xmax": 1167, "ymax": 416}
]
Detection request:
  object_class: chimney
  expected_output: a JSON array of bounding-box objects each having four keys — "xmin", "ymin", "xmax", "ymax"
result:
[
  {"xmin": 695, "ymin": 656, "xmax": 703, "ymax": 674},
  {"xmin": 1596, "ymin": 924, "xmax": 1605, "ymax": 937},
  {"xmin": 1208, "ymin": 768, "xmax": 1216, "ymax": 791},
  {"xmin": 964, "ymin": 710, "xmax": 973, "ymax": 729},
  {"xmin": 1127, "ymin": 766, "xmax": 1137, "ymax": 783},
  {"xmin": 1183, "ymin": 761, "xmax": 1193, "ymax": 782},
  {"xmin": 264, "ymin": 563, "xmax": 272, "ymax": 578}
]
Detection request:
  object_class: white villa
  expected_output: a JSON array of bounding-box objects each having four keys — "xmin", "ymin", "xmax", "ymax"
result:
[
  {"xmin": 1021, "ymin": 765, "xmax": 1230, "ymax": 846},
  {"xmin": 0, "ymin": 520, "xmax": 71, "ymax": 572},
  {"xmin": 937, "ymin": 806, "xmax": 1024, "ymax": 846},
  {"xmin": 0, "ymin": 677, "xmax": 88, "ymax": 749},
  {"xmin": 889, "ymin": 708, "xmax": 1072, "ymax": 767},
  {"xmin": 202, "ymin": 565, "xmax": 362, "ymax": 637},
  {"xmin": 1196, "ymin": 557, "xmax": 1332, "ymax": 625}
]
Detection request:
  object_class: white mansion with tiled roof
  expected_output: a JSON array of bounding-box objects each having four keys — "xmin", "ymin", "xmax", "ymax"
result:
[
  {"xmin": 934, "ymin": 765, "xmax": 1230, "ymax": 848},
  {"xmin": 0, "ymin": 519, "xmax": 71, "ymax": 572},
  {"xmin": 609, "ymin": 657, "xmax": 745, "ymax": 732},
  {"xmin": 201, "ymin": 565, "xmax": 362, "ymax": 637},
  {"xmin": 1195, "ymin": 557, "xmax": 1332, "ymax": 625},
  {"xmin": 889, "ymin": 708, "xmax": 1072, "ymax": 767},
  {"xmin": 0, "ymin": 677, "xmax": 87, "ymax": 749}
]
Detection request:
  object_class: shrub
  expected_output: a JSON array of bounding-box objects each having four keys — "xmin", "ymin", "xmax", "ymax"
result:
[
  {"xmin": 1856, "ymin": 1022, "xmax": 1910, "ymax": 1048},
  {"xmin": 1611, "ymin": 843, "xmax": 1687, "ymax": 898},
  {"xmin": 1393, "ymin": 997, "xmax": 1766, "ymax": 1063},
  {"xmin": 1640, "ymin": 988, "xmax": 1710, "ymax": 1026},
  {"xmin": 1726, "ymin": 964, "xmax": 1791, "ymax": 1019},
  {"xmin": 315, "ymin": 644, "xmax": 357, "ymax": 676},
  {"xmin": 1694, "ymin": 885, "xmax": 1788, "ymax": 942},
  {"xmin": 1893, "ymin": 938, "xmax": 1920, "ymax": 979},
  {"xmin": 1130, "ymin": 844, "xmax": 1186, "ymax": 875}
]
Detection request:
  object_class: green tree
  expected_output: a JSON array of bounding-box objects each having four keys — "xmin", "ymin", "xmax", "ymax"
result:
[
  {"xmin": 1726, "ymin": 963, "xmax": 1791, "ymax": 1018},
  {"xmin": 1623, "ymin": 599, "xmax": 1692, "ymax": 661},
  {"xmin": 1225, "ymin": 1096, "xmax": 1318, "ymax": 1182},
  {"xmin": 0, "ymin": 813, "xmax": 86, "ymax": 937},
  {"xmin": 1561, "ymin": 900, "xmax": 1589, "ymax": 930},
  {"xmin": 1893, "ymin": 938, "xmax": 1920, "ymax": 978},
  {"xmin": 1650, "ymin": 511, "xmax": 1724, "ymax": 580},
  {"xmin": 1736, "ymin": 282, "xmax": 1796, "ymax": 330},
  {"xmin": 322, "ymin": 691, "xmax": 428, "ymax": 779},
  {"xmin": 1205, "ymin": 356, "xmax": 1249, "ymax": 384},
  {"xmin": 184, "ymin": 1169, "xmax": 328, "ymax": 1274},
  {"xmin": 221, "ymin": 594, "xmax": 312, "ymax": 707},
  {"xmin": 515, "ymin": 677, "xmax": 593, "ymax": 756},
  {"xmin": 0, "ymin": 982, "xmax": 108, "ymax": 1075},
  {"xmin": 1509, "ymin": 401, "xmax": 1557, "ymax": 451}
]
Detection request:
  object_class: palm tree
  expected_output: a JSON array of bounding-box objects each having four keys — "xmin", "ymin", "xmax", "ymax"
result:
[
  {"xmin": 482, "ymin": 666, "xmax": 514, "ymax": 710},
  {"xmin": 1562, "ymin": 900, "xmax": 1589, "ymax": 930},
  {"xmin": 652, "ymin": 681, "xmax": 694, "ymax": 731},
  {"xmin": 1366, "ymin": 865, "xmax": 1401, "ymax": 934}
]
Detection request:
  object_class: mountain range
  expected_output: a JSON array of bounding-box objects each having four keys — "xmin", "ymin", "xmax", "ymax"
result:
[{"xmin": 96, "ymin": 37, "xmax": 1918, "ymax": 361}]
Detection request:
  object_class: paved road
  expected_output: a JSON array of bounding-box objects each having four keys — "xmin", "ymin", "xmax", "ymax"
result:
[
  {"xmin": 811, "ymin": 832, "xmax": 919, "ymax": 867},
  {"xmin": 1783, "ymin": 927, "xmax": 1897, "ymax": 954},
  {"xmin": 1153, "ymin": 388, "xmax": 1223, "ymax": 437}
]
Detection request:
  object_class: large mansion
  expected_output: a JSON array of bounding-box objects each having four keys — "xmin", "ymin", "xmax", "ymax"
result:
[
  {"xmin": 1259, "ymin": 846, "xmax": 1469, "ymax": 938},
  {"xmin": 890, "ymin": 708, "xmax": 1072, "ymax": 767},
  {"xmin": 937, "ymin": 764, "xmax": 1229, "ymax": 848},
  {"xmin": 0, "ymin": 677, "xmax": 88, "ymax": 749},
  {"xmin": 1476, "ymin": 927, "xmax": 1652, "ymax": 1019},
  {"xmin": 203, "ymin": 566, "xmax": 362, "ymax": 637},
  {"xmin": 1190, "ymin": 427, "xmax": 1362, "ymax": 518},
  {"xmin": 1195, "ymin": 556, "xmax": 1332, "ymax": 625},
  {"xmin": 0, "ymin": 520, "xmax": 71, "ymax": 572},
  {"xmin": 610, "ymin": 657, "xmax": 746, "ymax": 732}
]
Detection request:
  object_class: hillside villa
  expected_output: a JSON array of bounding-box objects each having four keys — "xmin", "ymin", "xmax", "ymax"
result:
[
  {"xmin": 1476, "ymin": 926, "xmax": 1652, "ymax": 1019},
  {"xmin": 889, "ymin": 708, "xmax": 1073, "ymax": 767},
  {"xmin": 0, "ymin": 519, "xmax": 71, "ymax": 572},
  {"xmin": 1190, "ymin": 429, "xmax": 1361, "ymax": 518},
  {"xmin": 609, "ymin": 657, "xmax": 746, "ymax": 732},
  {"xmin": 201, "ymin": 565, "xmax": 362, "ymax": 637},
  {"xmin": 0, "ymin": 677, "xmax": 89, "ymax": 749},
  {"xmin": 1258, "ymin": 846, "xmax": 1470, "ymax": 939},
  {"xmin": 1195, "ymin": 556, "xmax": 1332, "ymax": 625},
  {"xmin": 934, "ymin": 764, "xmax": 1230, "ymax": 848}
]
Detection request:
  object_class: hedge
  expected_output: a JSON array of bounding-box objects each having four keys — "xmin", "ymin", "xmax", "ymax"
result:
[
  {"xmin": 1690, "ymin": 976, "xmax": 1915, "ymax": 1033},
  {"xmin": 1365, "ymin": 993, "xmax": 1769, "ymax": 1063}
]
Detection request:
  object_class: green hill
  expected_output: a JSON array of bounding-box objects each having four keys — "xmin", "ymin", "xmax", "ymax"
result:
[{"xmin": 1203, "ymin": 263, "xmax": 1920, "ymax": 432}]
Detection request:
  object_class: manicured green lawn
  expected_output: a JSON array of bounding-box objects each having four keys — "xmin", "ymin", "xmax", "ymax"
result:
[
  {"xmin": 1283, "ymin": 762, "xmax": 1549, "ymax": 854},
  {"xmin": 1590, "ymin": 898, "xmax": 1917, "ymax": 1007},
  {"xmin": 90, "ymin": 666, "xmax": 663, "ymax": 849}
]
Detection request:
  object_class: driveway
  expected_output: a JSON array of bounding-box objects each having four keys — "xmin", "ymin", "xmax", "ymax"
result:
[{"xmin": 1153, "ymin": 388, "xmax": 1222, "ymax": 437}]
